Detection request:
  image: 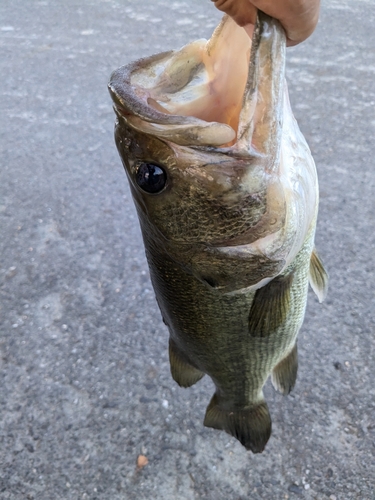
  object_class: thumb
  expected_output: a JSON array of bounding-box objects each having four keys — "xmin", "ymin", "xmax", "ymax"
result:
[{"xmin": 211, "ymin": 0, "xmax": 257, "ymax": 27}]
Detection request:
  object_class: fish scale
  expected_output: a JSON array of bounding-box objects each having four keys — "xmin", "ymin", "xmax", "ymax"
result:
[
  {"xmin": 109, "ymin": 12, "xmax": 328, "ymax": 452},
  {"xmin": 144, "ymin": 222, "xmax": 313, "ymax": 415}
]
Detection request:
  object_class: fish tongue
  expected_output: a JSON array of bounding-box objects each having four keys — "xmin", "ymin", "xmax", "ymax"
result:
[{"xmin": 236, "ymin": 12, "xmax": 286, "ymax": 160}]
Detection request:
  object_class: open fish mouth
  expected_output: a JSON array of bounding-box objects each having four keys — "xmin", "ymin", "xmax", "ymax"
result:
[{"xmin": 108, "ymin": 14, "xmax": 283, "ymax": 152}]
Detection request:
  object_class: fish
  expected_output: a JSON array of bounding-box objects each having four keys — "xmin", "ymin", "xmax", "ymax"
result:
[{"xmin": 108, "ymin": 11, "xmax": 328, "ymax": 453}]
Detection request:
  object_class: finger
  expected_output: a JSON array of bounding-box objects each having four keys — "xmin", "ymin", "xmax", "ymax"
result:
[{"xmin": 211, "ymin": 0, "xmax": 257, "ymax": 27}]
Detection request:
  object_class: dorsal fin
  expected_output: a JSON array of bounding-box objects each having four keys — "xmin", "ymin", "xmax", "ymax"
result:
[{"xmin": 309, "ymin": 249, "xmax": 328, "ymax": 303}]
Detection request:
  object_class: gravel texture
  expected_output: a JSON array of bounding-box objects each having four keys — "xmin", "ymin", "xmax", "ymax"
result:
[{"xmin": 0, "ymin": 0, "xmax": 374, "ymax": 498}]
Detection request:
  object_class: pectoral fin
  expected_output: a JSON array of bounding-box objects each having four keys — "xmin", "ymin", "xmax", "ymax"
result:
[
  {"xmin": 169, "ymin": 338, "xmax": 205, "ymax": 388},
  {"xmin": 271, "ymin": 344, "xmax": 298, "ymax": 395},
  {"xmin": 204, "ymin": 394, "xmax": 271, "ymax": 453},
  {"xmin": 248, "ymin": 273, "xmax": 294, "ymax": 337},
  {"xmin": 309, "ymin": 249, "xmax": 328, "ymax": 303}
]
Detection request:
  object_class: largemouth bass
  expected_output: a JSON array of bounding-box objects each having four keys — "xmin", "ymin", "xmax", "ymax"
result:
[{"xmin": 108, "ymin": 12, "xmax": 328, "ymax": 453}]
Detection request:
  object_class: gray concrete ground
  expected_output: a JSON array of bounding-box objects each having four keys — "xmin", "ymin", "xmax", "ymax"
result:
[{"xmin": 0, "ymin": 0, "xmax": 374, "ymax": 498}]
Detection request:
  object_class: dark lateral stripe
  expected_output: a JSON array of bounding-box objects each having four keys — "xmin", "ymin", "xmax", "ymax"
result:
[{"xmin": 248, "ymin": 273, "xmax": 294, "ymax": 337}]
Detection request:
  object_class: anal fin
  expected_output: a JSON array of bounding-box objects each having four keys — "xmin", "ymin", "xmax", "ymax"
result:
[
  {"xmin": 271, "ymin": 344, "xmax": 298, "ymax": 395},
  {"xmin": 309, "ymin": 248, "xmax": 328, "ymax": 303},
  {"xmin": 248, "ymin": 272, "xmax": 294, "ymax": 337},
  {"xmin": 169, "ymin": 338, "xmax": 204, "ymax": 388},
  {"xmin": 203, "ymin": 394, "xmax": 272, "ymax": 453}
]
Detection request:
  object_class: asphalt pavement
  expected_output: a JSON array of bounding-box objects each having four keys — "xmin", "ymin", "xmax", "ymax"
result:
[{"xmin": 0, "ymin": 0, "xmax": 374, "ymax": 498}]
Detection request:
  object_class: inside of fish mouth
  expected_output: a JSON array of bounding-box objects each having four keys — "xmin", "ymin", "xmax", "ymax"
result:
[{"xmin": 146, "ymin": 16, "xmax": 253, "ymax": 140}]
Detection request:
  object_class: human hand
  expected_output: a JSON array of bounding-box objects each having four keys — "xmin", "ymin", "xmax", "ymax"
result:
[{"xmin": 211, "ymin": 0, "xmax": 320, "ymax": 46}]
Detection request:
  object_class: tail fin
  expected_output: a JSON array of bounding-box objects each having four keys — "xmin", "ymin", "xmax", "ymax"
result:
[
  {"xmin": 169, "ymin": 338, "xmax": 205, "ymax": 388},
  {"xmin": 203, "ymin": 394, "xmax": 272, "ymax": 453}
]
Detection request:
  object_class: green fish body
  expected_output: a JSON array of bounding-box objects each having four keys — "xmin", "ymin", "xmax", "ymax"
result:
[{"xmin": 109, "ymin": 12, "xmax": 328, "ymax": 452}]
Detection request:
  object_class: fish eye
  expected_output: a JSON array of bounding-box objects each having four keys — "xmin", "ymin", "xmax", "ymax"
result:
[{"xmin": 135, "ymin": 162, "xmax": 167, "ymax": 194}]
